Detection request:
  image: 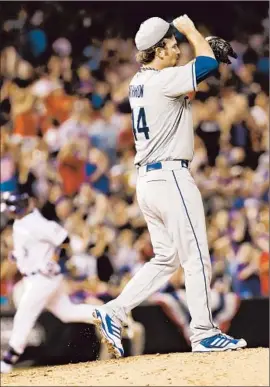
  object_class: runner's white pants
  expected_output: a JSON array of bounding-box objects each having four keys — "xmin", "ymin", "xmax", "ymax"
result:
[
  {"xmin": 9, "ymin": 274, "xmax": 95, "ymax": 354},
  {"xmin": 108, "ymin": 161, "xmax": 220, "ymax": 344}
]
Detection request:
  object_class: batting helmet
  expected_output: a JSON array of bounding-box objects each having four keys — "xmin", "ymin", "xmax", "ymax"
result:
[{"xmin": 2, "ymin": 192, "xmax": 30, "ymax": 215}]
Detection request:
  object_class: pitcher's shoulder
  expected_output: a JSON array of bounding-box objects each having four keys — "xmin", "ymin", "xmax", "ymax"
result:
[
  {"xmin": 130, "ymin": 68, "xmax": 162, "ymax": 83},
  {"xmin": 129, "ymin": 71, "xmax": 145, "ymax": 85}
]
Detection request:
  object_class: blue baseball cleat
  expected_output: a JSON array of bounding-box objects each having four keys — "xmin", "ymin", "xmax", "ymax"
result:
[
  {"xmin": 93, "ymin": 308, "xmax": 124, "ymax": 358},
  {"xmin": 192, "ymin": 333, "xmax": 247, "ymax": 352}
]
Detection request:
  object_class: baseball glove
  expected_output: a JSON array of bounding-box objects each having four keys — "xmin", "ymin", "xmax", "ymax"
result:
[{"xmin": 205, "ymin": 36, "xmax": 237, "ymax": 64}]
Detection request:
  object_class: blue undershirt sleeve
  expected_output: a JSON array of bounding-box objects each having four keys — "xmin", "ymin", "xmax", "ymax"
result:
[{"xmin": 195, "ymin": 56, "xmax": 219, "ymax": 84}]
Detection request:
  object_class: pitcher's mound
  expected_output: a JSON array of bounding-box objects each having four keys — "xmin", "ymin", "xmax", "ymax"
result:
[{"xmin": 2, "ymin": 348, "xmax": 268, "ymax": 386}]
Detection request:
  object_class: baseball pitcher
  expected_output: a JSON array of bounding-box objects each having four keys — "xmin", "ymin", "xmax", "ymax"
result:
[
  {"xmin": 0, "ymin": 193, "xmax": 97, "ymax": 374},
  {"xmin": 93, "ymin": 15, "xmax": 247, "ymax": 356}
]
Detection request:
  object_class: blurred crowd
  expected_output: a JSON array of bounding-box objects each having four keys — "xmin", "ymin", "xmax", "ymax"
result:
[{"xmin": 0, "ymin": 3, "xmax": 269, "ymax": 328}]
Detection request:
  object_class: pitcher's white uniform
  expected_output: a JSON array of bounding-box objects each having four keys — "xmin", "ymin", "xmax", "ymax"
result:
[
  {"xmin": 111, "ymin": 64, "xmax": 220, "ymax": 344},
  {"xmin": 93, "ymin": 17, "xmax": 246, "ymax": 356},
  {"xmin": 131, "ymin": 64, "xmax": 196, "ymax": 165},
  {"xmin": 7, "ymin": 209, "xmax": 96, "ymax": 356}
]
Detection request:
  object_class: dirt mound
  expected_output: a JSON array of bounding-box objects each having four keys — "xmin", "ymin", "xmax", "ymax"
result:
[{"xmin": 2, "ymin": 348, "xmax": 268, "ymax": 386}]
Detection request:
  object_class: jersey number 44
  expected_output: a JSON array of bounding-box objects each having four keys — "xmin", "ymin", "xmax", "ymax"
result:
[{"xmin": 131, "ymin": 107, "xmax": 150, "ymax": 141}]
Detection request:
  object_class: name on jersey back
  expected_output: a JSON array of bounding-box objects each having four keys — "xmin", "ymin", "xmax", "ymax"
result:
[{"xmin": 129, "ymin": 85, "xmax": 144, "ymax": 98}]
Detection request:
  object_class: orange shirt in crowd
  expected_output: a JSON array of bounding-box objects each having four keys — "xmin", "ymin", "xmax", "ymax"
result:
[
  {"xmin": 117, "ymin": 126, "xmax": 134, "ymax": 149},
  {"xmin": 259, "ymin": 252, "xmax": 269, "ymax": 297},
  {"xmin": 13, "ymin": 110, "xmax": 39, "ymax": 137},
  {"xmin": 58, "ymin": 155, "xmax": 86, "ymax": 196},
  {"xmin": 0, "ymin": 281, "xmax": 8, "ymax": 298},
  {"xmin": 45, "ymin": 93, "xmax": 74, "ymax": 124}
]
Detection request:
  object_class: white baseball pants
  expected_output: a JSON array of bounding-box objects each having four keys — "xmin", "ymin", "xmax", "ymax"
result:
[
  {"xmin": 9, "ymin": 274, "xmax": 95, "ymax": 355},
  {"xmin": 108, "ymin": 161, "xmax": 220, "ymax": 344}
]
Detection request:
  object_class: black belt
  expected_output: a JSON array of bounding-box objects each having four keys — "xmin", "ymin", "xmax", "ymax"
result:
[{"xmin": 145, "ymin": 159, "xmax": 189, "ymax": 172}]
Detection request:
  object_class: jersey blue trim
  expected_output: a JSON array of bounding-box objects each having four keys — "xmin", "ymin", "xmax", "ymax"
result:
[{"xmin": 195, "ymin": 56, "xmax": 218, "ymax": 84}]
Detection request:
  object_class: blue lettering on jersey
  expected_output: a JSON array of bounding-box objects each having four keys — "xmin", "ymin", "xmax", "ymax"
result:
[{"xmin": 129, "ymin": 85, "xmax": 144, "ymax": 98}]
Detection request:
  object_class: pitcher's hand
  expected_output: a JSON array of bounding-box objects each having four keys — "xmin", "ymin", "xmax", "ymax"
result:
[{"xmin": 172, "ymin": 15, "xmax": 196, "ymax": 36}]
